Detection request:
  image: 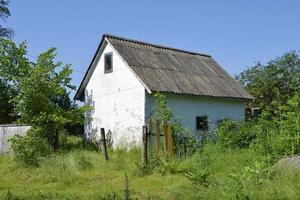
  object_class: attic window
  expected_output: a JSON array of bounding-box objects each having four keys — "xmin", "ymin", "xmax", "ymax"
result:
[
  {"xmin": 104, "ymin": 53, "xmax": 113, "ymax": 73},
  {"xmin": 196, "ymin": 116, "xmax": 208, "ymax": 130}
]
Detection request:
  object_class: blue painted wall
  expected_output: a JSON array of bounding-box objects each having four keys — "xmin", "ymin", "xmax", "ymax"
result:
[{"xmin": 145, "ymin": 93, "xmax": 246, "ymax": 131}]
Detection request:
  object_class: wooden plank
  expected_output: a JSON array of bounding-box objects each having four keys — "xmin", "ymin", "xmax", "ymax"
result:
[
  {"xmin": 167, "ymin": 124, "xmax": 174, "ymax": 159},
  {"xmin": 149, "ymin": 119, "xmax": 153, "ymax": 153},
  {"xmin": 164, "ymin": 121, "xmax": 169, "ymax": 155},
  {"xmin": 141, "ymin": 126, "xmax": 148, "ymax": 166},
  {"xmin": 156, "ymin": 119, "xmax": 160, "ymax": 156},
  {"xmin": 100, "ymin": 128, "xmax": 109, "ymax": 161}
]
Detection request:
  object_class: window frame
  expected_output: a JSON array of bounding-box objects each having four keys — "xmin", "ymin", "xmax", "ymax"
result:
[
  {"xmin": 104, "ymin": 52, "xmax": 113, "ymax": 73},
  {"xmin": 196, "ymin": 116, "xmax": 208, "ymax": 131}
]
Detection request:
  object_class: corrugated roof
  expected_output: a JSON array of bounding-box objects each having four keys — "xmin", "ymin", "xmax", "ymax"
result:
[{"xmin": 74, "ymin": 34, "xmax": 253, "ymax": 101}]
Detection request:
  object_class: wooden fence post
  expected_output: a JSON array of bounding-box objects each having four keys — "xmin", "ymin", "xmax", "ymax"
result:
[
  {"xmin": 164, "ymin": 121, "xmax": 169, "ymax": 154},
  {"xmin": 149, "ymin": 119, "xmax": 153, "ymax": 152},
  {"xmin": 141, "ymin": 125, "xmax": 148, "ymax": 166},
  {"xmin": 100, "ymin": 128, "xmax": 109, "ymax": 161},
  {"xmin": 156, "ymin": 119, "xmax": 160, "ymax": 156},
  {"xmin": 167, "ymin": 124, "xmax": 174, "ymax": 159}
]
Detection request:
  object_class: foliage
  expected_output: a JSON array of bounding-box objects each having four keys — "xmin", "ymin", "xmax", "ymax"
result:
[
  {"xmin": 158, "ymin": 159, "xmax": 179, "ymax": 175},
  {"xmin": 0, "ymin": 0, "xmax": 13, "ymax": 38},
  {"xmin": 152, "ymin": 92, "xmax": 200, "ymax": 157},
  {"xmin": 217, "ymin": 120, "xmax": 258, "ymax": 149},
  {"xmin": 184, "ymin": 170, "xmax": 211, "ymax": 187},
  {"xmin": 252, "ymin": 95, "xmax": 300, "ymax": 162},
  {"xmin": 153, "ymin": 92, "xmax": 173, "ymax": 122},
  {"xmin": 0, "ymin": 78, "xmax": 15, "ymax": 123},
  {"xmin": 236, "ymin": 51, "xmax": 300, "ymax": 118},
  {"xmin": 171, "ymin": 119, "xmax": 201, "ymax": 157},
  {"xmin": 9, "ymin": 128, "xmax": 50, "ymax": 166},
  {"xmin": 124, "ymin": 173, "xmax": 130, "ymax": 200},
  {"xmin": 217, "ymin": 93, "xmax": 300, "ymax": 163},
  {"xmin": 0, "ymin": 38, "xmax": 87, "ymax": 157},
  {"xmin": 0, "ymin": 139, "xmax": 300, "ymax": 199}
]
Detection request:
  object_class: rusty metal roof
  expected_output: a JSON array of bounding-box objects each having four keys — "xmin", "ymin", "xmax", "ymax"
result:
[{"xmin": 74, "ymin": 34, "xmax": 253, "ymax": 101}]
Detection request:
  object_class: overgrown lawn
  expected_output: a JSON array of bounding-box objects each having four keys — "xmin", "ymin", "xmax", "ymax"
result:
[{"xmin": 0, "ymin": 137, "xmax": 299, "ymax": 199}]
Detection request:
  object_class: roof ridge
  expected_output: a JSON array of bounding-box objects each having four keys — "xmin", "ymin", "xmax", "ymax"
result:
[{"xmin": 103, "ymin": 34, "xmax": 211, "ymax": 57}]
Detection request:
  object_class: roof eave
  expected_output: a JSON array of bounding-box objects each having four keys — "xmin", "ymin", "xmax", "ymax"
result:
[
  {"xmin": 73, "ymin": 35, "xmax": 107, "ymax": 101},
  {"xmin": 148, "ymin": 90, "xmax": 254, "ymax": 101}
]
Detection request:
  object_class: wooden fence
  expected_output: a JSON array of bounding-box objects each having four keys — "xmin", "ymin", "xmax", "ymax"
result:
[
  {"xmin": 141, "ymin": 120, "xmax": 174, "ymax": 165},
  {"xmin": 97, "ymin": 122, "xmax": 195, "ymax": 164},
  {"xmin": 0, "ymin": 124, "xmax": 31, "ymax": 154}
]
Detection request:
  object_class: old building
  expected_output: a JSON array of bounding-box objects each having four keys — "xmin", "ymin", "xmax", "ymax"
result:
[{"xmin": 74, "ymin": 34, "xmax": 253, "ymax": 148}]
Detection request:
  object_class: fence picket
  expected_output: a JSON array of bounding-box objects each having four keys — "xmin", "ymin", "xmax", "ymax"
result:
[
  {"xmin": 163, "ymin": 121, "xmax": 169, "ymax": 154},
  {"xmin": 156, "ymin": 120, "xmax": 160, "ymax": 156},
  {"xmin": 141, "ymin": 126, "xmax": 148, "ymax": 166},
  {"xmin": 167, "ymin": 124, "xmax": 174, "ymax": 159}
]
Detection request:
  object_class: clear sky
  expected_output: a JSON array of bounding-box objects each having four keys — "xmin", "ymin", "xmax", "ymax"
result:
[{"xmin": 7, "ymin": 0, "xmax": 300, "ymax": 95}]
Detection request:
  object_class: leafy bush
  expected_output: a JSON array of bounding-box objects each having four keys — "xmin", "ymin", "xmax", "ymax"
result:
[
  {"xmin": 134, "ymin": 162, "xmax": 155, "ymax": 177},
  {"xmin": 152, "ymin": 93, "xmax": 201, "ymax": 158},
  {"xmin": 217, "ymin": 95, "xmax": 300, "ymax": 162},
  {"xmin": 0, "ymin": 38, "xmax": 87, "ymax": 153},
  {"xmin": 9, "ymin": 128, "xmax": 50, "ymax": 166},
  {"xmin": 171, "ymin": 119, "xmax": 201, "ymax": 157},
  {"xmin": 158, "ymin": 159, "xmax": 180, "ymax": 175},
  {"xmin": 184, "ymin": 170, "xmax": 211, "ymax": 187},
  {"xmin": 217, "ymin": 120, "xmax": 258, "ymax": 149}
]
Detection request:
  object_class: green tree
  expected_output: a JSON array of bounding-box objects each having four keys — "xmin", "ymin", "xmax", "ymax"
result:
[
  {"xmin": 0, "ymin": 78, "xmax": 15, "ymax": 123},
  {"xmin": 153, "ymin": 92, "xmax": 173, "ymax": 122},
  {"xmin": 0, "ymin": 38, "xmax": 85, "ymax": 151},
  {"xmin": 0, "ymin": 0, "xmax": 13, "ymax": 38},
  {"xmin": 236, "ymin": 51, "xmax": 300, "ymax": 118}
]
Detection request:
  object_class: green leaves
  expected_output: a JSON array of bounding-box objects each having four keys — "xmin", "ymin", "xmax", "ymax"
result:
[
  {"xmin": 236, "ymin": 51, "xmax": 300, "ymax": 118},
  {"xmin": 0, "ymin": 0, "xmax": 13, "ymax": 38},
  {"xmin": 217, "ymin": 120, "xmax": 258, "ymax": 149},
  {"xmin": 9, "ymin": 128, "xmax": 50, "ymax": 166},
  {"xmin": 0, "ymin": 38, "xmax": 86, "ymax": 155},
  {"xmin": 153, "ymin": 92, "xmax": 173, "ymax": 122},
  {"xmin": 0, "ymin": 78, "xmax": 15, "ymax": 123}
]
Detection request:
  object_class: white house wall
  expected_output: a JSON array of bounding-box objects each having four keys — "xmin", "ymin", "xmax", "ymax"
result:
[
  {"xmin": 145, "ymin": 93, "xmax": 245, "ymax": 131},
  {"xmin": 84, "ymin": 41, "xmax": 145, "ymax": 148}
]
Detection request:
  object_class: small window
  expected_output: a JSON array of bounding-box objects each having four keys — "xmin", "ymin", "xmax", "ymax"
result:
[
  {"xmin": 196, "ymin": 116, "xmax": 208, "ymax": 130},
  {"xmin": 251, "ymin": 107, "xmax": 261, "ymax": 117},
  {"xmin": 104, "ymin": 53, "xmax": 113, "ymax": 73}
]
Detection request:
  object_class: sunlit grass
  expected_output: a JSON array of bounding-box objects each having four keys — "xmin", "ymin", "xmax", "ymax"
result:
[{"xmin": 0, "ymin": 137, "xmax": 299, "ymax": 199}]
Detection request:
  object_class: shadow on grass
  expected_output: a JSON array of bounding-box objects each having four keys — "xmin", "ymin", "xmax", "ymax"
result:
[{"xmin": 58, "ymin": 136, "xmax": 99, "ymax": 153}]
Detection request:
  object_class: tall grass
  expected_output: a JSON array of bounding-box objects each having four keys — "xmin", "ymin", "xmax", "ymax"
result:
[{"xmin": 0, "ymin": 137, "xmax": 299, "ymax": 199}]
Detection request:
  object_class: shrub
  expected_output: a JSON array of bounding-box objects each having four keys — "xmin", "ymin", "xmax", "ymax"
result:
[
  {"xmin": 184, "ymin": 170, "xmax": 211, "ymax": 187},
  {"xmin": 152, "ymin": 93, "xmax": 201, "ymax": 158},
  {"xmin": 217, "ymin": 120, "xmax": 258, "ymax": 149},
  {"xmin": 171, "ymin": 119, "xmax": 201, "ymax": 157},
  {"xmin": 9, "ymin": 128, "xmax": 50, "ymax": 166},
  {"xmin": 158, "ymin": 159, "xmax": 179, "ymax": 175}
]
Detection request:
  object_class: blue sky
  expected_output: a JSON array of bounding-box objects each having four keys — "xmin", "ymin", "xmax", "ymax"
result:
[{"xmin": 8, "ymin": 0, "xmax": 300, "ymax": 94}]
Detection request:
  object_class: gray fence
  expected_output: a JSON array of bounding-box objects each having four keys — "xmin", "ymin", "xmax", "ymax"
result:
[{"xmin": 0, "ymin": 124, "xmax": 31, "ymax": 154}]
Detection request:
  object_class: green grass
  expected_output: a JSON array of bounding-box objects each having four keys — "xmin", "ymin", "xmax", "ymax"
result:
[{"xmin": 0, "ymin": 137, "xmax": 299, "ymax": 200}]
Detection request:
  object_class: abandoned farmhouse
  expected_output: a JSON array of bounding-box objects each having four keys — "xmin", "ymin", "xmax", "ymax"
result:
[{"xmin": 74, "ymin": 34, "xmax": 253, "ymax": 148}]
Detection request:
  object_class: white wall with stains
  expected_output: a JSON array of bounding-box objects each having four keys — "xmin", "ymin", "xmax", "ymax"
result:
[{"xmin": 84, "ymin": 41, "xmax": 145, "ymax": 148}]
